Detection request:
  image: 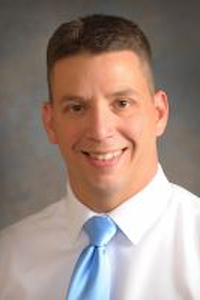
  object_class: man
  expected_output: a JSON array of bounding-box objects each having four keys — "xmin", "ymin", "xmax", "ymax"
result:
[{"xmin": 0, "ymin": 14, "xmax": 200, "ymax": 299}]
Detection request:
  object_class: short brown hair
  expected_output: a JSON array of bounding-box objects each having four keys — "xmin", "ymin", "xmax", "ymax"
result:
[{"xmin": 47, "ymin": 14, "xmax": 154, "ymax": 99}]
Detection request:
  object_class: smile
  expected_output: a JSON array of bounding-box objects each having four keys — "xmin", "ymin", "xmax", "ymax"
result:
[{"xmin": 82, "ymin": 148, "xmax": 127, "ymax": 162}]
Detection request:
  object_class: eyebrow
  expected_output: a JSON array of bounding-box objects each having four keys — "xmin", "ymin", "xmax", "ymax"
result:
[
  {"xmin": 105, "ymin": 88, "xmax": 142, "ymax": 100},
  {"xmin": 58, "ymin": 88, "xmax": 142, "ymax": 104},
  {"xmin": 59, "ymin": 95, "xmax": 86, "ymax": 104}
]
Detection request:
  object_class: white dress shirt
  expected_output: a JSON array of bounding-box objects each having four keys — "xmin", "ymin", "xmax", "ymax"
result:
[{"xmin": 0, "ymin": 165, "xmax": 200, "ymax": 299}]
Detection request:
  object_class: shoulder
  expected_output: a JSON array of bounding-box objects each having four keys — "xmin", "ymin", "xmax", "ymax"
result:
[
  {"xmin": 0, "ymin": 199, "xmax": 68, "ymax": 256},
  {"xmin": 171, "ymin": 183, "xmax": 200, "ymax": 211},
  {"xmin": 0, "ymin": 198, "xmax": 71, "ymax": 293},
  {"xmin": 169, "ymin": 183, "xmax": 200, "ymax": 232}
]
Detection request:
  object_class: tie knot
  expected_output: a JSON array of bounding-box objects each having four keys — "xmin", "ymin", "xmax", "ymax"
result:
[{"xmin": 84, "ymin": 216, "xmax": 117, "ymax": 247}]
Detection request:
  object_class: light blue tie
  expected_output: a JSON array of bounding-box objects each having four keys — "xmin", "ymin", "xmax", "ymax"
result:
[{"xmin": 66, "ymin": 215, "xmax": 117, "ymax": 300}]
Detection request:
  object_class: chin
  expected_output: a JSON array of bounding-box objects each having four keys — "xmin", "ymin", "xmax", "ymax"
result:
[{"xmin": 89, "ymin": 178, "xmax": 125, "ymax": 198}]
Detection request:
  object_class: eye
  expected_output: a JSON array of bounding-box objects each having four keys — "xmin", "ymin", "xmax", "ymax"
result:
[
  {"xmin": 116, "ymin": 99, "xmax": 131, "ymax": 109},
  {"xmin": 63, "ymin": 101, "xmax": 86, "ymax": 114},
  {"xmin": 69, "ymin": 103, "xmax": 83, "ymax": 112}
]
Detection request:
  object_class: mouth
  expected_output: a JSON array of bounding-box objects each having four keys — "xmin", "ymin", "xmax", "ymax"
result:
[{"xmin": 81, "ymin": 148, "xmax": 127, "ymax": 163}]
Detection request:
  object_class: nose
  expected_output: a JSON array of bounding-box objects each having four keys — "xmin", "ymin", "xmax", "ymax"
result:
[{"xmin": 85, "ymin": 102, "xmax": 115, "ymax": 142}]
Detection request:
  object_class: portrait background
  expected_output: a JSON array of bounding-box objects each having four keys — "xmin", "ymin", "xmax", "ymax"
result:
[{"xmin": 0, "ymin": 0, "xmax": 200, "ymax": 229}]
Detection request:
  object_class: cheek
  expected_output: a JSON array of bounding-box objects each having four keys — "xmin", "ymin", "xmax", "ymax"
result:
[
  {"xmin": 123, "ymin": 115, "xmax": 145, "ymax": 141},
  {"xmin": 122, "ymin": 110, "xmax": 157, "ymax": 144},
  {"xmin": 54, "ymin": 120, "xmax": 80, "ymax": 151}
]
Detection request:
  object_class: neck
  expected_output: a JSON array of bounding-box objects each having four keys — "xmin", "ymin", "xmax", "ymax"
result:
[{"xmin": 69, "ymin": 164, "xmax": 158, "ymax": 213}]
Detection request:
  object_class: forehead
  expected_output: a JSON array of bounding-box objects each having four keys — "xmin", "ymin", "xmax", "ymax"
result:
[
  {"xmin": 50, "ymin": 50, "xmax": 153, "ymax": 98},
  {"xmin": 52, "ymin": 51, "xmax": 146, "ymax": 80}
]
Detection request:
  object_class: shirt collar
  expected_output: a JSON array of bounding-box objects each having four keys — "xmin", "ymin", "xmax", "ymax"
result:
[
  {"xmin": 65, "ymin": 164, "xmax": 172, "ymax": 245},
  {"xmin": 109, "ymin": 165, "xmax": 172, "ymax": 245},
  {"xmin": 65, "ymin": 184, "xmax": 94, "ymax": 244}
]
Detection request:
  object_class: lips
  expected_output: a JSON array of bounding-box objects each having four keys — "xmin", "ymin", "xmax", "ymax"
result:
[{"xmin": 82, "ymin": 148, "xmax": 127, "ymax": 162}]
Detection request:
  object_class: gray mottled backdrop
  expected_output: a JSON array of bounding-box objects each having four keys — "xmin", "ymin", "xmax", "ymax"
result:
[{"xmin": 0, "ymin": 0, "xmax": 200, "ymax": 229}]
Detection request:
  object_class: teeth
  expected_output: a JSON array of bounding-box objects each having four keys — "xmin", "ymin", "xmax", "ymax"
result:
[{"xmin": 89, "ymin": 150, "xmax": 122, "ymax": 161}]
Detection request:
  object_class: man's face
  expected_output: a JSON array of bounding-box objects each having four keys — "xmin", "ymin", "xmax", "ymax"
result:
[{"xmin": 43, "ymin": 50, "xmax": 168, "ymax": 211}]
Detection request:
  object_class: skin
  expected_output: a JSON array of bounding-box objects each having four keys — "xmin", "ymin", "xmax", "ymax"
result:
[{"xmin": 42, "ymin": 50, "xmax": 169, "ymax": 212}]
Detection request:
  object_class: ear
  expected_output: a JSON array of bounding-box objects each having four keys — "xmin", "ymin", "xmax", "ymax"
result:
[
  {"xmin": 153, "ymin": 89, "xmax": 169, "ymax": 137},
  {"xmin": 41, "ymin": 102, "xmax": 58, "ymax": 144}
]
